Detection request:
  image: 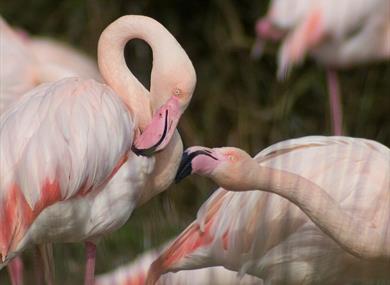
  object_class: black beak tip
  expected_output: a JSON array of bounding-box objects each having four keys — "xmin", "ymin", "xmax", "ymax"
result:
[
  {"xmin": 174, "ymin": 149, "xmax": 218, "ymax": 184},
  {"xmin": 131, "ymin": 109, "xmax": 170, "ymax": 157},
  {"xmin": 174, "ymin": 151, "xmax": 193, "ymax": 184}
]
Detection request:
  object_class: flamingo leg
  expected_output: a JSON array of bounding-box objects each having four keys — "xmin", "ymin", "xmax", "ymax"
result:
[
  {"xmin": 326, "ymin": 69, "xmax": 343, "ymax": 135},
  {"xmin": 34, "ymin": 245, "xmax": 55, "ymax": 285},
  {"xmin": 84, "ymin": 241, "xmax": 96, "ymax": 285},
  {"xmin": 7, "ymin": 257, "xmax": 24, "ymax": 285},
  {"xmin": 34, "ymin": 247, "xmax": 44, "ymax": 285}
]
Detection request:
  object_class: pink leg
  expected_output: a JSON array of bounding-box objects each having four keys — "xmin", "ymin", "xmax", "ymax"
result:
[
  {"xmin": 326, "ymin": 69, "xmax": 343, "ymax": 135},
  {"xmin": 33, "ymin": 247, "xmax": 44, "ymax": 285},
  {"xmin": 7, "ymin": 257, "xmax": 24, "ymax": 285},
  {"xmin": 84, "ymin": 241, "xmax": 96, "ymax": 285}
]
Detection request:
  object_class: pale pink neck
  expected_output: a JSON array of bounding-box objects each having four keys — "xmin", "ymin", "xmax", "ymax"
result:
[
  {"xmin": 251, "ymin": 165, "xmax": 390, "ymax": 261},
  {"xmin": 98, "ymin": 15, "xmax": 181, "ymax": 128},
  {"xmin": 137, "ymin": 131, "xmax": 183, "ymax": 205}
]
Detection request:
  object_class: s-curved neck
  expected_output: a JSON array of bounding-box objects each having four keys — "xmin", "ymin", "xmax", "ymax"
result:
[
  {"xmin": 98, "ymin": 15, "xmax": 181, "ymax": 128},
  {"xmin": 252, "ymin": 165, "xmax": 390, "ymax": 261}
]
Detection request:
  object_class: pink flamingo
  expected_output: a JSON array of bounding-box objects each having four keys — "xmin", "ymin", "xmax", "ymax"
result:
[
  {"xmin": 0, "ymin": 15, "xmax": 196, "ymax": 285},
  {"xmin": 146, "ymin": 136, "xmax": 390, "ymax": 284},
  {"xmin": 95, "ymin": 244, "xmax": 261, "ymax": 285},
  {"xmin": 0, "ymin": 16, "xmax": 101, "ymax": 114},
  {"xmin": 254, "ymin": 0, "xmax": 390, "ymax": 135},
  {"xmin": 1, "ymin": 16, "xmax": 102, "ymax": 285}
]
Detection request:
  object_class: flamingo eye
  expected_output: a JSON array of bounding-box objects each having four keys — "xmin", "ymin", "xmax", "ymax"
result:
[
  {"xmin": 227, "ymin": 154, "xmax": 236, "ymax": 161},
  {"xmin": 174, "ymin": 88, "xmax": 182, "ymax": 97}
]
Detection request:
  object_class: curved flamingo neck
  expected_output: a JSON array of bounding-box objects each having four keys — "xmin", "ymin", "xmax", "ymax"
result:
[
  {"xmin": 250, "ymin": 165, "xmax": 390, "ymax": 261},
  {"xmin": 137, "ymin": 131, "xmax": 183, "ymax": 205},
  {"xmin": 98, "ymin": 15, "xmax": 180, "ymax": 129}
]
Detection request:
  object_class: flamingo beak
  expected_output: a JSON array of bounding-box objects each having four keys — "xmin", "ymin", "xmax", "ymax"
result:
[
  {"xmin": 175, "ymin": 147, "xmax": 218, "ymax": 183},
  {"xmin": 132, "ymin": 96, "xmax": 181, "ymax": 157},
  {"xmin": 252, "ymin": 18, "xmax": 284, "ymax": 59}
]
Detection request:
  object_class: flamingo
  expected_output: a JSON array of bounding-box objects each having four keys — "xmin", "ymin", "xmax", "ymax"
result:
[
  {"xmin": 1, "ymin": 16, "xmax": 102, "ymax": 285},
  {"xmin": 0, "ymin": 16, "xmax": 102, "ymax": 114},
  {"xmin": 146, "ymin": 136, "xmax": 390, "ymax": 284},
  {"xmin": 253, "ymin": 0, "xmax": 390, "ymax": 135},
  {"xmin": 95, "ymin": 244, "xmax": 261, "ymax": 285},
  {"xmin": 0, "ymin": 15, "xmax": 196, "ymax": 285}
]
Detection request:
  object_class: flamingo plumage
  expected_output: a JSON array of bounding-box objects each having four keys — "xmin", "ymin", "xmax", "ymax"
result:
[
  {"xmin": 254, "ymin": 0, "xmax": 390, "ymax": 135},
  {"xmin": 147, "ymin": 136, "xmax": 390, "ymax": 284},
  {"xmin": 1, "ymin": 15, "xmax": 102, "ymax": 285},
  {"xmin": 0, "ymin": 15, "xmax": 196, "ymax": 285},
  {"xmin": 95, "ymin": 243, "xmax": 261, "ymax": 285}
]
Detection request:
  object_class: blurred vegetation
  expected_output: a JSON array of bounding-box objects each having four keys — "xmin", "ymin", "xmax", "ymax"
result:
[{"xmin": 1, "ymin": 0, "xmax": 389, "ymax": 284}]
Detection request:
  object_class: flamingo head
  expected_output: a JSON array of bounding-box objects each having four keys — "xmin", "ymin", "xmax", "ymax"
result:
[
  {"xmin": 175, "ymin": 146, "xmax": 258, "ymax": 191},
  {"xmin": 131, "ymin": 95, "xmax": 180, "ymax": 156},
  {"xmin": 132, "ymin": 60, "xmax": 196, "ymax": 157}
]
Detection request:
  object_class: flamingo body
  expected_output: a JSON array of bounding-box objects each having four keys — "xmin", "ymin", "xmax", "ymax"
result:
[
  {"xmin": 0, "ymin": 77, "xmax": 134, "ymax": 263},
  {"xmin": 258, "ymin": 0, "xmax": 390, "ymax": 73},
  {"xmin": 255, "ymin": 0, "xmax": 390, "ymax": 135}
]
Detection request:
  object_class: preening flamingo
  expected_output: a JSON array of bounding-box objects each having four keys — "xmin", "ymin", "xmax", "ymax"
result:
[
  {"xmin": 95, "ymin": 244, "xmax": 261, "ymax": 285},
  {"xmin": 254, "ymin": 0, "xmax": 390, "ymax": 135},
  {"xmin": 0, "ymin": 15, "xmax": 196, "ymax": 285},
  {"xmin": 146, "ymin": 136, "xmax": 390, "ymax": 284},
  {"xmin": 0, "ymin": 16, "xmax": 101, "ymax": 114}
]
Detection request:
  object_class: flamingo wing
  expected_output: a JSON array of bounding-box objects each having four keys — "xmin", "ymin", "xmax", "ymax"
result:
[
  {"xmin": 0, "ymin": 77, "xmax": 134, "ymax": 262},
  {"xmin": 97, "ymin": 244, "xmax": 262, "ymax": 285}
]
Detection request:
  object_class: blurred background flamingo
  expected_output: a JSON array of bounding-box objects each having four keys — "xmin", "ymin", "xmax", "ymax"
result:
[
  {"xmin": 0, "ymin": 15, "xmax": 196, "ymax": 285},
  {"xmin": 95, "ymin": 243, "xmax": 261, "ymax": 285},
  {"xmin": 1, "ymin": 15, "xmax": 101, "ymax": 285},
  {"xmin": 0, "ymin": 16, "xmax": 101, "ymax": 113},
  {"xmin": 253, "ymin": 0, "xmax": 390, "ymax": 135},
  {"xmin": 147, "ymin": 136, "xmax": 390, "ymax": 284}
]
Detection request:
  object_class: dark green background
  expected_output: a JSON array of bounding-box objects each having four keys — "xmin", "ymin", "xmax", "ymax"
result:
[{"xmin": 1, "ymin": 0, "xmax": 389, "ymax": 284}]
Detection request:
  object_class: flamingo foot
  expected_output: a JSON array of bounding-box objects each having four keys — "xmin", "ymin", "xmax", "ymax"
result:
[
  {"xmin": 326, "ymin": 69, "xmax": 343, "ymax": 135},
  {"xmin": 7, "ymin": 257, "xmax": 24, "ymax": 285},
  {"xmin": 84, "ymin": 241, "xmax": 96, "ymax": 285}
]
